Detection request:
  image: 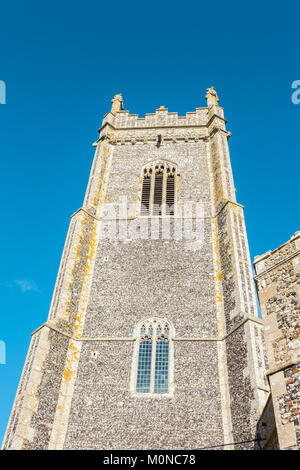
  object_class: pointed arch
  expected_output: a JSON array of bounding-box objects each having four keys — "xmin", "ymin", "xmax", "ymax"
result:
[
  {"xmin": 131, "ymin": 317, "xmax": 175, "ymax": 397},
  {"xmin": 139, "ymin": 160, "xmax": 178, "ymax": 216}
]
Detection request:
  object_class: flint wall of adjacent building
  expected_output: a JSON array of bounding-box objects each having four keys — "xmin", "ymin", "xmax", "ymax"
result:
[{"xmin": 254, "ymin": 232, "xmax": 300, "ymax": 449}]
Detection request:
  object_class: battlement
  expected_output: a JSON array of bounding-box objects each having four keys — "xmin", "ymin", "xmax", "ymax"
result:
[
  {"xmin": 100, "ymin": 106, "xmax": 223, "ymax": 131},
  {"xmin": 254, "ymin": 231, "xmax": 300, "ymax": 275},
  {"xmin": 115, "ymin": 106, "xmax": 210, "ymax": 128},
  {"xmin": 96, "ymin": 103, "xmax": 227, "ymax": 144},
  {"xmin": 99, "ymin": 90, "xmax": 225, "ymax": 132}
]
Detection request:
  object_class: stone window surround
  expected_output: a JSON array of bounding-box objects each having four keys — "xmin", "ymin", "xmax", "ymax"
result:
[
  {"xmin": 137, "ymin": 159, "xmax": 179, "ymax": 218},
  {"xmin": 130, "ymin": 317, "xmax": 175, "ymax": 398}
]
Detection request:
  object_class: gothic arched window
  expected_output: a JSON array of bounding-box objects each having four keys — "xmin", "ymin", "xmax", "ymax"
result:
[
  {"xmin": 140, "ymin": 161, "xmax": 177, "ymax": 216},
  {"xmin": 132, "ymin": 318, "xmax": 174, "ymax": 396}
]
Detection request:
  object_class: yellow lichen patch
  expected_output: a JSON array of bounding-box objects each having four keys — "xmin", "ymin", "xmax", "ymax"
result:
[
  {"xmin": 211, "ymin": 219, "xmax": 225, "ymax": 337},
  {"xmin": 63, "ymin": 368, "xmax": 72, "ymax": 382},
  {"xmin": 49, "ymin": 140, "xmax": 114, "ymax": 449}
]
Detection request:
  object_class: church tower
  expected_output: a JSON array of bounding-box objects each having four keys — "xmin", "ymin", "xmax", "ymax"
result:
[{"xmin": 3, "ymin": 89, "xmax": 268, "ymax": 450}]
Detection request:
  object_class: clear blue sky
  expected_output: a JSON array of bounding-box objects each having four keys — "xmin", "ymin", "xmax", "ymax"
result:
[{"xmin": 0, "ymin": 0, "xmax": 299, "ymax": 445}]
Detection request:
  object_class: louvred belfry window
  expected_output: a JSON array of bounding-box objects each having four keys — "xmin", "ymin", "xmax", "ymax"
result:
[
  {"xmin": 140, "ymin": 161, "xmax": 177, "ymax": 216},
  {"xmin": 166, "ymin": 169, "xmax": 175, "ymax": 216},
  {"xmin": 140, "ymin": 172, "xmax": 151, "ymax": 216}
]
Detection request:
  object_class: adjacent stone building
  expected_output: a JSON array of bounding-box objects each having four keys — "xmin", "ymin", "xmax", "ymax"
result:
[
  {"xmin": 2, "ymin": 89, "xmax": 268, "ymax": 450},
  {"xmin": 254, "ymin": 232, "xmax": 300, "ymax": 450}
]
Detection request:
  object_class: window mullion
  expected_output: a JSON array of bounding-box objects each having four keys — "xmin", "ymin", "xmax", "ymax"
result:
[
  {"xmin": 149, "ymin": 166, "xmax": 155, "ymax": 216},
  {"xmin": 150, "ymin": 327, "xmax": 156, "ymax": 394},
  {"xmin": 162, "ymin": 165, "xmax": 167, "ymax": 216},
  {"xmin": 174, "ymin": 172, "xmax": 178, "ymax": 216}
]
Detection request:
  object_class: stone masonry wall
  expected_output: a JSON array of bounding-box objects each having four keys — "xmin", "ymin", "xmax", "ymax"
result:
[
  {"xmin": 254, "ymin": 231, "xmax": 300, "ymax": 449},
  {"xmin": 64, "ymin": 341, "xmax": 224, "ymax": 450},
  {"xmin": 63, "ymin": 127, "xmax": 226, "ymax": 448},
  {"xmin": 3, "ymin": 90, "xmax": 267, "ymax": 450}
]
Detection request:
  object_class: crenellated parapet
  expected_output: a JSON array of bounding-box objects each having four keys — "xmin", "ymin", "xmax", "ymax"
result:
[
  {"xmin": 100, "ymin": 106, "xmax": 208, "ymax": 130},
  {"xmin": 97, "ymin": 89, "xmax": 228, "ymax": 147}
]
